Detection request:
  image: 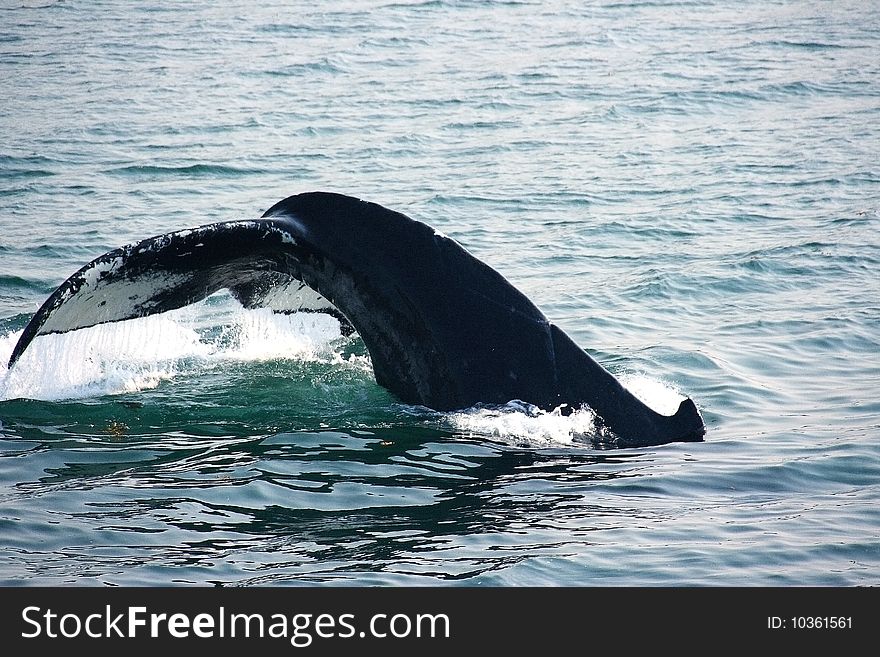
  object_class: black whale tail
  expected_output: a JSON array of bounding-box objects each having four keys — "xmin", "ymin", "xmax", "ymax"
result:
[{"xmin": 7, "ymin": 191, "xmax": 706, "ymax": 448}]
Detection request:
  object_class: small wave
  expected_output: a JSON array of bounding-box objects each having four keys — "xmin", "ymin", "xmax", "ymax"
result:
[
  {"xmin": 103, "ymin": 163, "xmax": 268, "ymax": 179},
  {"xmin": 764, "ymin": 40, "xmax": 850, "ymax": 51},
  {"xmin": 759, "ymin": 81, "xmax": 845, "ymax": 97},
  {"xmin": 0, "ymin": 168, "xmax": 56, "ymax": 180},
  {"xmin": 263, "ymin": 59, "xmax": 348, "ymax": 77},
  {"xmin": 0, "ymin": 154, "xmax": 60, "ymax": 179},
  {"xmin": 0, "ymin": 2, "xmax": 62, "ymax": 10},
  {"xmin": 0, "ymin": 275, "xmax": 45, "ymax": 293}
]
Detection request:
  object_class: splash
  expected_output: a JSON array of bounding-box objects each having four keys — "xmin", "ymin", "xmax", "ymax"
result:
[
  {"xmin": 445, "ymin": 401, "xmax": 601, "ymax": 448},
  {"xmin": 0, "ymin": 297, "xmax": 346, "ymax": 401},
  {"xmin": 445, "ymin": 374, "xmax": 687, "ymax": 448},
  {"xmin": 0, "ymin": 317, "xmax": 201, "ymax": 401},
  {"xmin": 212, "ymin": 307, "xmax": 343, "ymax": 362}
]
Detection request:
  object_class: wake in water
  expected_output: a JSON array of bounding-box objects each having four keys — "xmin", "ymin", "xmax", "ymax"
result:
[{"xmin": 0, "ymin": 294, "xmax": 688, "ymax": 448}]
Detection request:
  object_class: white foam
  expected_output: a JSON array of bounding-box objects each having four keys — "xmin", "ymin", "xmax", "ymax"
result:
[
  {"xmin": 444, "ymin": 374, "xmax": 686, "ymax": 448},
  {"xmin": 0, "ymin": 298, "xmax": 345, "ymax": 401},
  {"xmin": 446, "ymin": 402, "xmax": 600, "ymax": 447},
  {"xmin": 1, "ymin": 320, "xmax": 192, "ymax": 401},
  {"xmin": 214, "ymin": 308, "xmax": 342, "ymax": 362}
]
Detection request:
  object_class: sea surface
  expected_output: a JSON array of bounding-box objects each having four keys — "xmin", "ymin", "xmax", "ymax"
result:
[{"xmin": 0, "ymin": 0, "xmax": 878, "ymax": 586}]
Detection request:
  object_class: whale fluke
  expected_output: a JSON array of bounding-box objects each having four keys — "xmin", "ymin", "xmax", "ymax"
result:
[{"xmin": 8, "ymin": 192, "xmax": 705, "ymax": 446}]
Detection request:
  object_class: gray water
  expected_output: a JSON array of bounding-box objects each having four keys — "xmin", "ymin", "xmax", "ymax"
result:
[{"xmin": 0, "ymin": 0, "xmax": 878, "ymax": 586}]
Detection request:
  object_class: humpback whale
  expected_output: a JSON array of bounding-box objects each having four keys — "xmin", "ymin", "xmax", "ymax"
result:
[{"xmin": 7, "ymin": 192, "xmax": 705, "ymax": 446}]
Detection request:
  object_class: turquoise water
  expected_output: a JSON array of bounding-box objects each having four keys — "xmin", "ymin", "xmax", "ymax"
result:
[{"xmin": 1, "ymin": 0, "xmax": 878, "ymax": 586}]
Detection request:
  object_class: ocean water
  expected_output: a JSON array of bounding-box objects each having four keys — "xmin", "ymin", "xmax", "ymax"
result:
[{"xmin": 0, "ymin": 0, "xmax": 878, "ymax": 586}]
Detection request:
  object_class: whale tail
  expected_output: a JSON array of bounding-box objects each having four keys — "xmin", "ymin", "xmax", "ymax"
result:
[{"xmin": 7, "ymin": 191, "xmax": 706, "ymax": 448}]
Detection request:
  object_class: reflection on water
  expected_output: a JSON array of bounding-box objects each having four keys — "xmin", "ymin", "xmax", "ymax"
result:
[{"xmin": 1, "ymin": 399, "xmax": 650, "ymax": 585}]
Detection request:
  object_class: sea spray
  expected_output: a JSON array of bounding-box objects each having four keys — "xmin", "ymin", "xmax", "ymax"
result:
[
  {"xmin": 444, "ymin": 375, "xmax": 686, "ymax": 448},
  {"xmin": 0, "ymin": 298, "xmax": 345, "ymax": 402}
]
